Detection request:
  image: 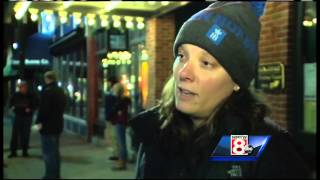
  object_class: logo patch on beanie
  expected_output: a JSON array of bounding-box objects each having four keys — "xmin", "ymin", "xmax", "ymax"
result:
[{"xmin": 206, "ymin": 24, "xmax": 226, "ymax": 46}]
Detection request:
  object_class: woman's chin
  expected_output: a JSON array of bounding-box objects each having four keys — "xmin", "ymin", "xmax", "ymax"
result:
[{"xmin": 175, "ymin": 102, "xmax": 195, "ymax": 115}]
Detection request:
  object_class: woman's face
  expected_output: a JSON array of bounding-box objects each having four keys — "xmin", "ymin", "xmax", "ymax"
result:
[{"xmin": 173, "ymin": 44, "xmax": 236, "ymax": 119}]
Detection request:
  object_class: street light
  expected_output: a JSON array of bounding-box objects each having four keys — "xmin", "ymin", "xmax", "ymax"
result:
[
  {"xmin": 124, "ymin": 16, "xmax": 134, "ymax": 29},
  {"xmin": 112, "ymin": 15, "xmax": 121, "ymax": 28},
  {"xmin": 87, "ymin": 14, "xmax": 96, "ymax": 26},
  {"xmin": 136, "ymin": 17, "xmax": 145, "ymax": 29},
  {"xmin": 28, "ymin": 8, "xmax": 39, "ymax": 22},
  {"xmin": 73, "ymin": 12, "xmax": 82, "ymax": 25},
  {"xmin": 44, "ymin": 10, "xmax": 54, "ymax": 22},
  {"xmin": 14, "ymin": 1, "xmax": 31, "ymax": 20},
  {"xmin": 100, "ymin": 14, "xmax": 109, "ymax": 28},
  {"xmin": 59, "ymin": 11, "xmax": 68, "ymax": 24},
  {"xmin": 13, "ymin": 43, "xmax": 18, "ymax": 50}
]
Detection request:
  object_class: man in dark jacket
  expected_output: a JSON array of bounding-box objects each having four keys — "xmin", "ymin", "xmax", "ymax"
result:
[
  {"xmin": 35, "ymin": 70, "xmax": 66, "ymax": 179},
  {"xmin": 8, "ymin": 81, "xmax": 38, "ymax": 158}
]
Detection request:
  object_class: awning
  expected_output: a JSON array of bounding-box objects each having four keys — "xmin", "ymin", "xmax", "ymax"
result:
[
  {"xmin": 49, "ymin": 27, "xmax": 85, "ymax": 56},
  {"xmin": 25, "ymin": 32, "xmax": 53, "ymax": 61}
]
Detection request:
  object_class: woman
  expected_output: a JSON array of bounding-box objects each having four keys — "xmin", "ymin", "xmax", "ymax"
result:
[{"xmin": 129, "ymin": 2, "xmax": 311, "ymax": 179}]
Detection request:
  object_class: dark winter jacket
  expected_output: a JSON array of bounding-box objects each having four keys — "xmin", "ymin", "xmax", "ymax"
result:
[
  {"xmin": 105, "ymin": 92, "xmax": 118, "ymax": 121},
  {"xmin": 9, "ymin": 92, "xmax": 38, "ymax": 117},
  {"xmin": 109, "ymin": 96, "xmax": 131, "ymax": 125},
  {"xmin": 129, "ymin": 106, "xmax": 312, "ymax": 179},
  {"xmin": 36, "ymin": 82, "xmax": 66, "ymax": 135}
]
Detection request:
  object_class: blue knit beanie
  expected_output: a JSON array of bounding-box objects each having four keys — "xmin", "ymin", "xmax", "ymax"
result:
[{"xmin": 173, "ymin": 2, "xmax": 265, "ymax": 88}]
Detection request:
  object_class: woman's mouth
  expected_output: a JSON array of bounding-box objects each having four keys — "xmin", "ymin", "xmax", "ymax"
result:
[{"xmin": 177, "ymin": 87, "xmax": 197, "ymax": 100}]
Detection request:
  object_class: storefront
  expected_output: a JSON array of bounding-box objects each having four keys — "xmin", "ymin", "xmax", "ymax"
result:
[
  {"xmin": 5, "ymin": 32, "xmax": 53, "ymax": 104},
  {"xmin": 50, "ymin": 27, "xmax": 88, "ymax": 137},
  {"xmin": 255, "ymin": 1, "xmax": 316, "ymax": 172},
  {"xmin": 42, "ymin": 2, "xmax": 182, "ymax": 141},
  {"xmin": 94, "ymin": 25, "xmax": 146, "ymax": 137}
]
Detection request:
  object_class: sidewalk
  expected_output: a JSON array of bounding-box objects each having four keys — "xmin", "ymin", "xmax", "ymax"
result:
[{"xmin": 3, "ymin": 115, "xmax": 135, "ymax": 179}]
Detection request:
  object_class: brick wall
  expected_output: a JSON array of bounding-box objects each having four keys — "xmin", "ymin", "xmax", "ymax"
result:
[
  {"xmin": 145, "ymin": 15, "xmax": 175, "ymax": 109},
  {"xmin": 259, "ymin": 2, "xmax": 297, "ymax": 129}
]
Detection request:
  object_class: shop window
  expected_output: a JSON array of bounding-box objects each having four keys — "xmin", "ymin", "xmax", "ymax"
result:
[
  {"xmin": 108, "ymin": 28, "xmax": 128, "ymax": 51},
  {"xmin": 302, "ymin": 2, "xmax": 316, "ymax": 134},
  {"xmin": 59, "ymin": 48, "xmax": 87, "ymax": 120}
]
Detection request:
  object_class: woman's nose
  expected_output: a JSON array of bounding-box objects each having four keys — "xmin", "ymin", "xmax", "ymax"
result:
[{"xmin": 179, "ymin": 62, "xmax": 195, "ymax": 82}]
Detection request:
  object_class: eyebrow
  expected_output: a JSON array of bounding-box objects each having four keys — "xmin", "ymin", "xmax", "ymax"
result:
[
  {"xmin": 199, "ymin": 50, "xmax": 216, "ymax": 62},
  {"xmin": 178, "ymin": 46, "xmax": 184, "ymax": 52},
  {"xmin": 201, "ymin": 51, "xmax": 212, "ymax": 58},
  {"xmin": 177, "ymin": 47, "xmax": 187, "ymax": 57},
  {"xmin": 178, "ymin": 45, "xmax": 216, "ymax": 61}
]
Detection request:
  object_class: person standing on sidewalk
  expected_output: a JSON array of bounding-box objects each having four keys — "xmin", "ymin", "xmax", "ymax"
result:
[
  {"xmin": 8, "ymin": 81, "xmax": 38, "ymax": 158},
  {"xmin": 35, "ymin": 70, "xmax": 66, "ymax": 179},
  {"xmin": 111, "ymin": 82, "xmax": 131, "ymax": 171},
  {"xmin": 104, "ymin": 76, "xmax": 120, "ymax": 161}
]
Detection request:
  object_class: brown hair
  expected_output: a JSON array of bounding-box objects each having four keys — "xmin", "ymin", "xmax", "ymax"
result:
[
  {"xmin": 112, "ymin": 83, "xmax": 125, "ymax": 98},
  {"xmin": 158, "ymin": 75, "xmax": 270, "ymax": 159},
  {"xmin": 44, "ymin": 70, "xmax": 57, "ymax": 82}
]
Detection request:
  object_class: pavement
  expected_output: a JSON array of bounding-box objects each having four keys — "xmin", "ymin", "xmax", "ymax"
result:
[{"xmin": 3, "ymin": 114, "xmax": 136, "ymax": 179}]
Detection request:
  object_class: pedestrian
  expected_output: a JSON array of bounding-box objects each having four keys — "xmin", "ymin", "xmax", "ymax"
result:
[
  {"xmin": 8, "ymin": 80, "xmax": 38, "ymax": 158},
  {"xmin": 129, "ymin": 2, "xmax": 312, "ymax": 179},
  {"xmin": 110, "ymin": 81, "xmax": 131, "ymax": 170},
  {"xmin": 35, "ymin": 70, "xmax": 66, "ymax": 179},
  {"xmin": 104, "ymin": 76, "xmax": 120, "ymax": 161}
]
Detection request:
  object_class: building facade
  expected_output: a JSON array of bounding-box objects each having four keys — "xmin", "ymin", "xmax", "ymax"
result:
[{"xmin": 4, "ymin": 1, "xmax": 316, "ymax": 171}]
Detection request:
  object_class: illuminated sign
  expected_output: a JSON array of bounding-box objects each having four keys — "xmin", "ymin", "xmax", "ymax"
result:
[
  {"xmin": 140, "ymin": 62, "xmax": 148, "ymax": 108},
  {"xmin": 12, "ymin": 58, "xmax": 50, "ymax": 66},
  {"xmin": 256, "ymin": 62, "xmax": 285, "ymax": 92},
  {"xmin": 101, "ymin": 51, "xmax": 132, "ymax": 68},
  {"xmin": 40, "ymin": 11, "xmax": 56, "ymax": 35}
]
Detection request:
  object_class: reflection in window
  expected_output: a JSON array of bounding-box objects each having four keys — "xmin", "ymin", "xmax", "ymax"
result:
[
  {"xmin": 59, "ymin": 48, "xmax": 87, "ymax": 120},
  {"xmin": 302, "ymin": 2, "xmax": 316, "ymax": 134}
]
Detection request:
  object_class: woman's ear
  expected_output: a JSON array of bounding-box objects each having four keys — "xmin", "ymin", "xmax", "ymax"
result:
[{"xmin": 233, "ymin": 84, "xmax": 240, "ymax": 92}]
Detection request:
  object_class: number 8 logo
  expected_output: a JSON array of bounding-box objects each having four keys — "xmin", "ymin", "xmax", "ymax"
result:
[{"xmin": 232, "ymin": 139, "xmax": 245, "ymax": 155}]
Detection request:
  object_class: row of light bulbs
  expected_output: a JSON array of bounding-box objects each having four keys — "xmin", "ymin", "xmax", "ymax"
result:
[
  {"xmin": 22, "ymin": 8, "xmax": 145, "ymax": 29},
  {"xmin": 13, "ymin": 1, "xmax": 190, "ymax": 29}
]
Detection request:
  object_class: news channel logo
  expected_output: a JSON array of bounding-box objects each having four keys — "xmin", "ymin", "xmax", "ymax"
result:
[{"xmin": 209, "ymin": 135, "xmax": 271, "ymax": 161}]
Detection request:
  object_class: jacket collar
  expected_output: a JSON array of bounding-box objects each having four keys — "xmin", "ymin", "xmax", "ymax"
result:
[
  {"xmin": 215, "ymin": 112, "xmax": 251, "ymax": 136},
  {"xmin": 130, "ymin": 107, "xmax": 253, "ymax": 147}
]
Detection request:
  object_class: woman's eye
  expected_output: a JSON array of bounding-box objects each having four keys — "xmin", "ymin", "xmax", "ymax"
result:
[
  {"xmin": 176, "ymin": 53, "xmax": 186, "ymax": 62},
  {"xmin": 177, "ymin": 53, "xmax": 184, "ymax": 59},
  {"xmin": 202, "ymin": 60, "xmax": 213, "ymax": 68}
]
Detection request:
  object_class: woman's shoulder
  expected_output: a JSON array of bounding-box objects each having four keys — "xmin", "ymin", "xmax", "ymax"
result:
[
  {"xmin": 252, "ymin": 117, "xmax": 312, "ymax": 178},
  {"xmin": 128, "ymin": 106, "xmax": 161, "ymax": 144},
  {"xmin": 130, "ymin": 106, "xmax": 160, "ymax": 123},
  {"xmin": 254, "ymin": 117, "xmax": 304, "ymax": 160},
  {"xmin": 248, "ymin": 116, "xmax": 289, "ymax": 136}
]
